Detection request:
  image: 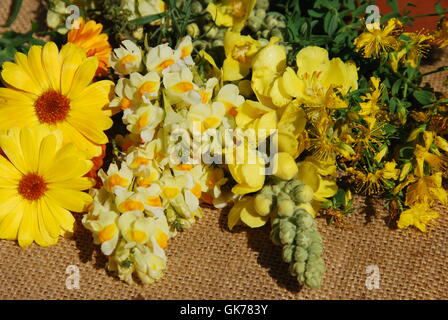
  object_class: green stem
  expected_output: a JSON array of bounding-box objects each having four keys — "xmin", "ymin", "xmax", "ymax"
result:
[
  {"xmin": 408, "ymin": 11, "xmax": 448, "ymax": 19},
  {"xmin": 420, "ymin": 66, "xmax": 448, "ymax": 77}
]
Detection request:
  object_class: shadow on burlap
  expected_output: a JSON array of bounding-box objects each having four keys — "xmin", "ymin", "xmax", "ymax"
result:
[{"xmin": 0, "ymin": 0, "xmax": 447, "ymax": 300}]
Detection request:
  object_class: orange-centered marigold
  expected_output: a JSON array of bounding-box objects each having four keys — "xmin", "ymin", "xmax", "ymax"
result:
[
  {"xmin": 18, "ymin": 173, "xmax": 47, "ymax": 201},
  {"xmin": 34, "ymin": 90, "xmax": 71, "ymax": 124}
]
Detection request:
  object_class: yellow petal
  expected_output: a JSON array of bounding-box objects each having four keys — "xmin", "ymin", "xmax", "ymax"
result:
[
  {"xmin": 46, "ymin": 188, "xmax": 92, "ymax": 213},
  {"xmin": 18, "ymin": 200, "xmax": 37, "ymax": 247},
  {"xmin": 0, "ymin": 201, "xmax": 24, "ymax": 240},
  {"xmin": 239, "ymin": 197, "xmax": 269, "ymax": 228},
  {"xmin": 42, "ymin": 42, "xmax": 62, "ymax": 91}
]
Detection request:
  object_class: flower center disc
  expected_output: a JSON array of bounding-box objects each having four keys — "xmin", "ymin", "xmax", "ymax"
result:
[
  {"xmin": 18, "ymin": 173, "xmax": 47, "ymax": 201},
  {"xmin": 35, "ymin": 90, "xmax": 71, "ymax": 124}
]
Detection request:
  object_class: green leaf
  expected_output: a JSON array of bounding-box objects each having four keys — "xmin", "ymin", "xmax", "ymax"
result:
[
  {"xmin": 391, "ymin": 79, "xmax": 402, "ymax": 96},
  {"xmin": 129, "ymin": 12, "xmax": 165, "ymax": 25},
  {"xmin": 3, "ymin": 0, "xmax": 23, "ymax": 27},
  {"xmin": 413, "ymin": 90, "xmax": 434, "ymax": 105}
]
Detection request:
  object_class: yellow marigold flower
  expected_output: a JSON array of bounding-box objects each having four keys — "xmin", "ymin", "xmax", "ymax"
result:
[
  {"xmin": 67, "ymin": 18, "xmax": 112, "ymax": 77},
  {"xmin": 354, "ymin": 18, "xmax": 403, "ymax": 58},
  {"xmin": 0, "ymin": 127, "xmax": 94, "ymax": 247},
  {"xmin": 207, "ymin": 0, "xmax": 256, "ymax": 32},
  {"xmin": 397, "ymin": 203, "xmax": 439, "ymax": 232},
  {"xmin": 223, "ymin": 31, "xmax": 260, "ymax": 81},
  {"xmin": 0, "ymin": 42, "xmax": 114, "ymax": 158}
]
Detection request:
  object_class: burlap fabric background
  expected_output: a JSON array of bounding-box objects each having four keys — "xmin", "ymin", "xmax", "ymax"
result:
[{"xmin": 0, "ymin": 0, "xmax": 447, "ymax": 300}]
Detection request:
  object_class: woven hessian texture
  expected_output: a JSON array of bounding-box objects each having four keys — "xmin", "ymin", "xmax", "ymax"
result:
[{"xmin": 0, "ymin": 0, "xmax": 447, "ymax": 300}]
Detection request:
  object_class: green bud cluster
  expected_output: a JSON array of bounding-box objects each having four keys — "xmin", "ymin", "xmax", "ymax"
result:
[{"xmin": 254, "ymin": 179, "xmax": 325, "ymax": 289}]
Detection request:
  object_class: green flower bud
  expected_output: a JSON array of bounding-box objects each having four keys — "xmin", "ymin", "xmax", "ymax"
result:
[
  {"xmin": 292, "ymin": 261, "xmax": 306, "ymax": 275},
  {"xmin": 297, "ymin": 213, "xmax": 314, "ymax": 229},
  {"xmin": 295, "ymin": 232, "xmax": 311, "ymax": 247},
  {"xmin": 186, "ymin": 23, "xmax": 200, "ymax": 38},
  {"xmin": 132, "ymin": 27, "xmax": 144, "ymax": 40},
  {"xmin": 277, "ymin": 199, "xmax": 295, "ymax": 217},
  {"xmin": 204, "ymin": 24, "xmax": 219, "ymax": 39},
  {"xmin": 212, "ymin": 39, "xmax": 224, "ymax": 48},
  {"xmin": 254, "ymin": 8, "xmax": 266, "ymax": 20},
  {"xmin": 191, "ymin": 1, "xmax": 203, "ymax": 14},
  {"xmin": 248, "ymin": 15, "xmax": 264, "ymax": 31},
  {"xmin": 270, "ymin": 28, "xmax": 284, "ymax": 41},
  {"xmin": 282, "ymin": 244, "xmax": 295, "ymax": 263},
  {"xmin": 294, "ymin": 246, "xmax": 308, "ymax": 262},
  {"xmin": 290, "ymin": 184, "xmax": 313, "ymax": 203},
  {"xmin": 255, "ymin": 0, "xmax": 269, "ymax": 10}
]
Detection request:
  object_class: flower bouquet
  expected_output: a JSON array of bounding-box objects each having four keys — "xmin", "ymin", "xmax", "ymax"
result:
[{"xmin": 0, "ymin": 0, "xmax": 447, "ymax": 290}]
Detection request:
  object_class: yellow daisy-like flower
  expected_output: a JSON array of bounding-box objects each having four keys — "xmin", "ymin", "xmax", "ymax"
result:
[
  {"xmin": 0, "ymin": 127, "xmax": 94, "ymax": 247},
  {"xmin": 0, "ymin": 42, "xmax": 114, "ymax": 159},
  {"xmin": 354, "ymin": 18, "xmax": 403, "ymax": 58}
]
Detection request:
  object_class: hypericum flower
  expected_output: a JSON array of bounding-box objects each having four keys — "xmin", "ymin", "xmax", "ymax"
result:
[
  {"xmin": 354, "ymin": 18, "xmax": 403, "ymax": 58},
  {"xmin": 0, "ymin": 42, "xmax": 113, "ymax": 158},
  {"xmin": 405, "ymin": 173, "xmax": 447, "ymax": 207},
  {"xmin": 402, "ymin": 32, "xmax": 434, "ymax": 68},
  {"xmin": 347, "ymin": 161, "xmax": 399, "ymax": 195},
  {"xmin": 67, "ymin": 18, "xmax": 112, "ymax": 77},
  {"xmin": 222, "ymin": 31, "xmax": 260, "ymax": 81},
  {"xmin": 0, "ymin": 127, "xmax": 93, "ymax": 247},
  {"xmin": 397, "ymin": 203, "xmax": 439, "ymax": 232},
  {"xmin": 281, "ymin": 46, "xmax": 358, "ymax": 107},
  {"xmin": 414, "ymin": 131, "xmax": 448, "ymax": 176},
  {"xmin": 110, "ymin": 40, "xmax": 143, "ymax": 75},
  {"xmin": 359, "ymin": 77, "xmax": 384, "ymax": 120},
  {"xmin": 207, "ymin": 0, "xmax": 256, "ymax": 32},
  {"xmin": 432, "ymin": 20, "xmax": 448, "ymax": 48}
]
